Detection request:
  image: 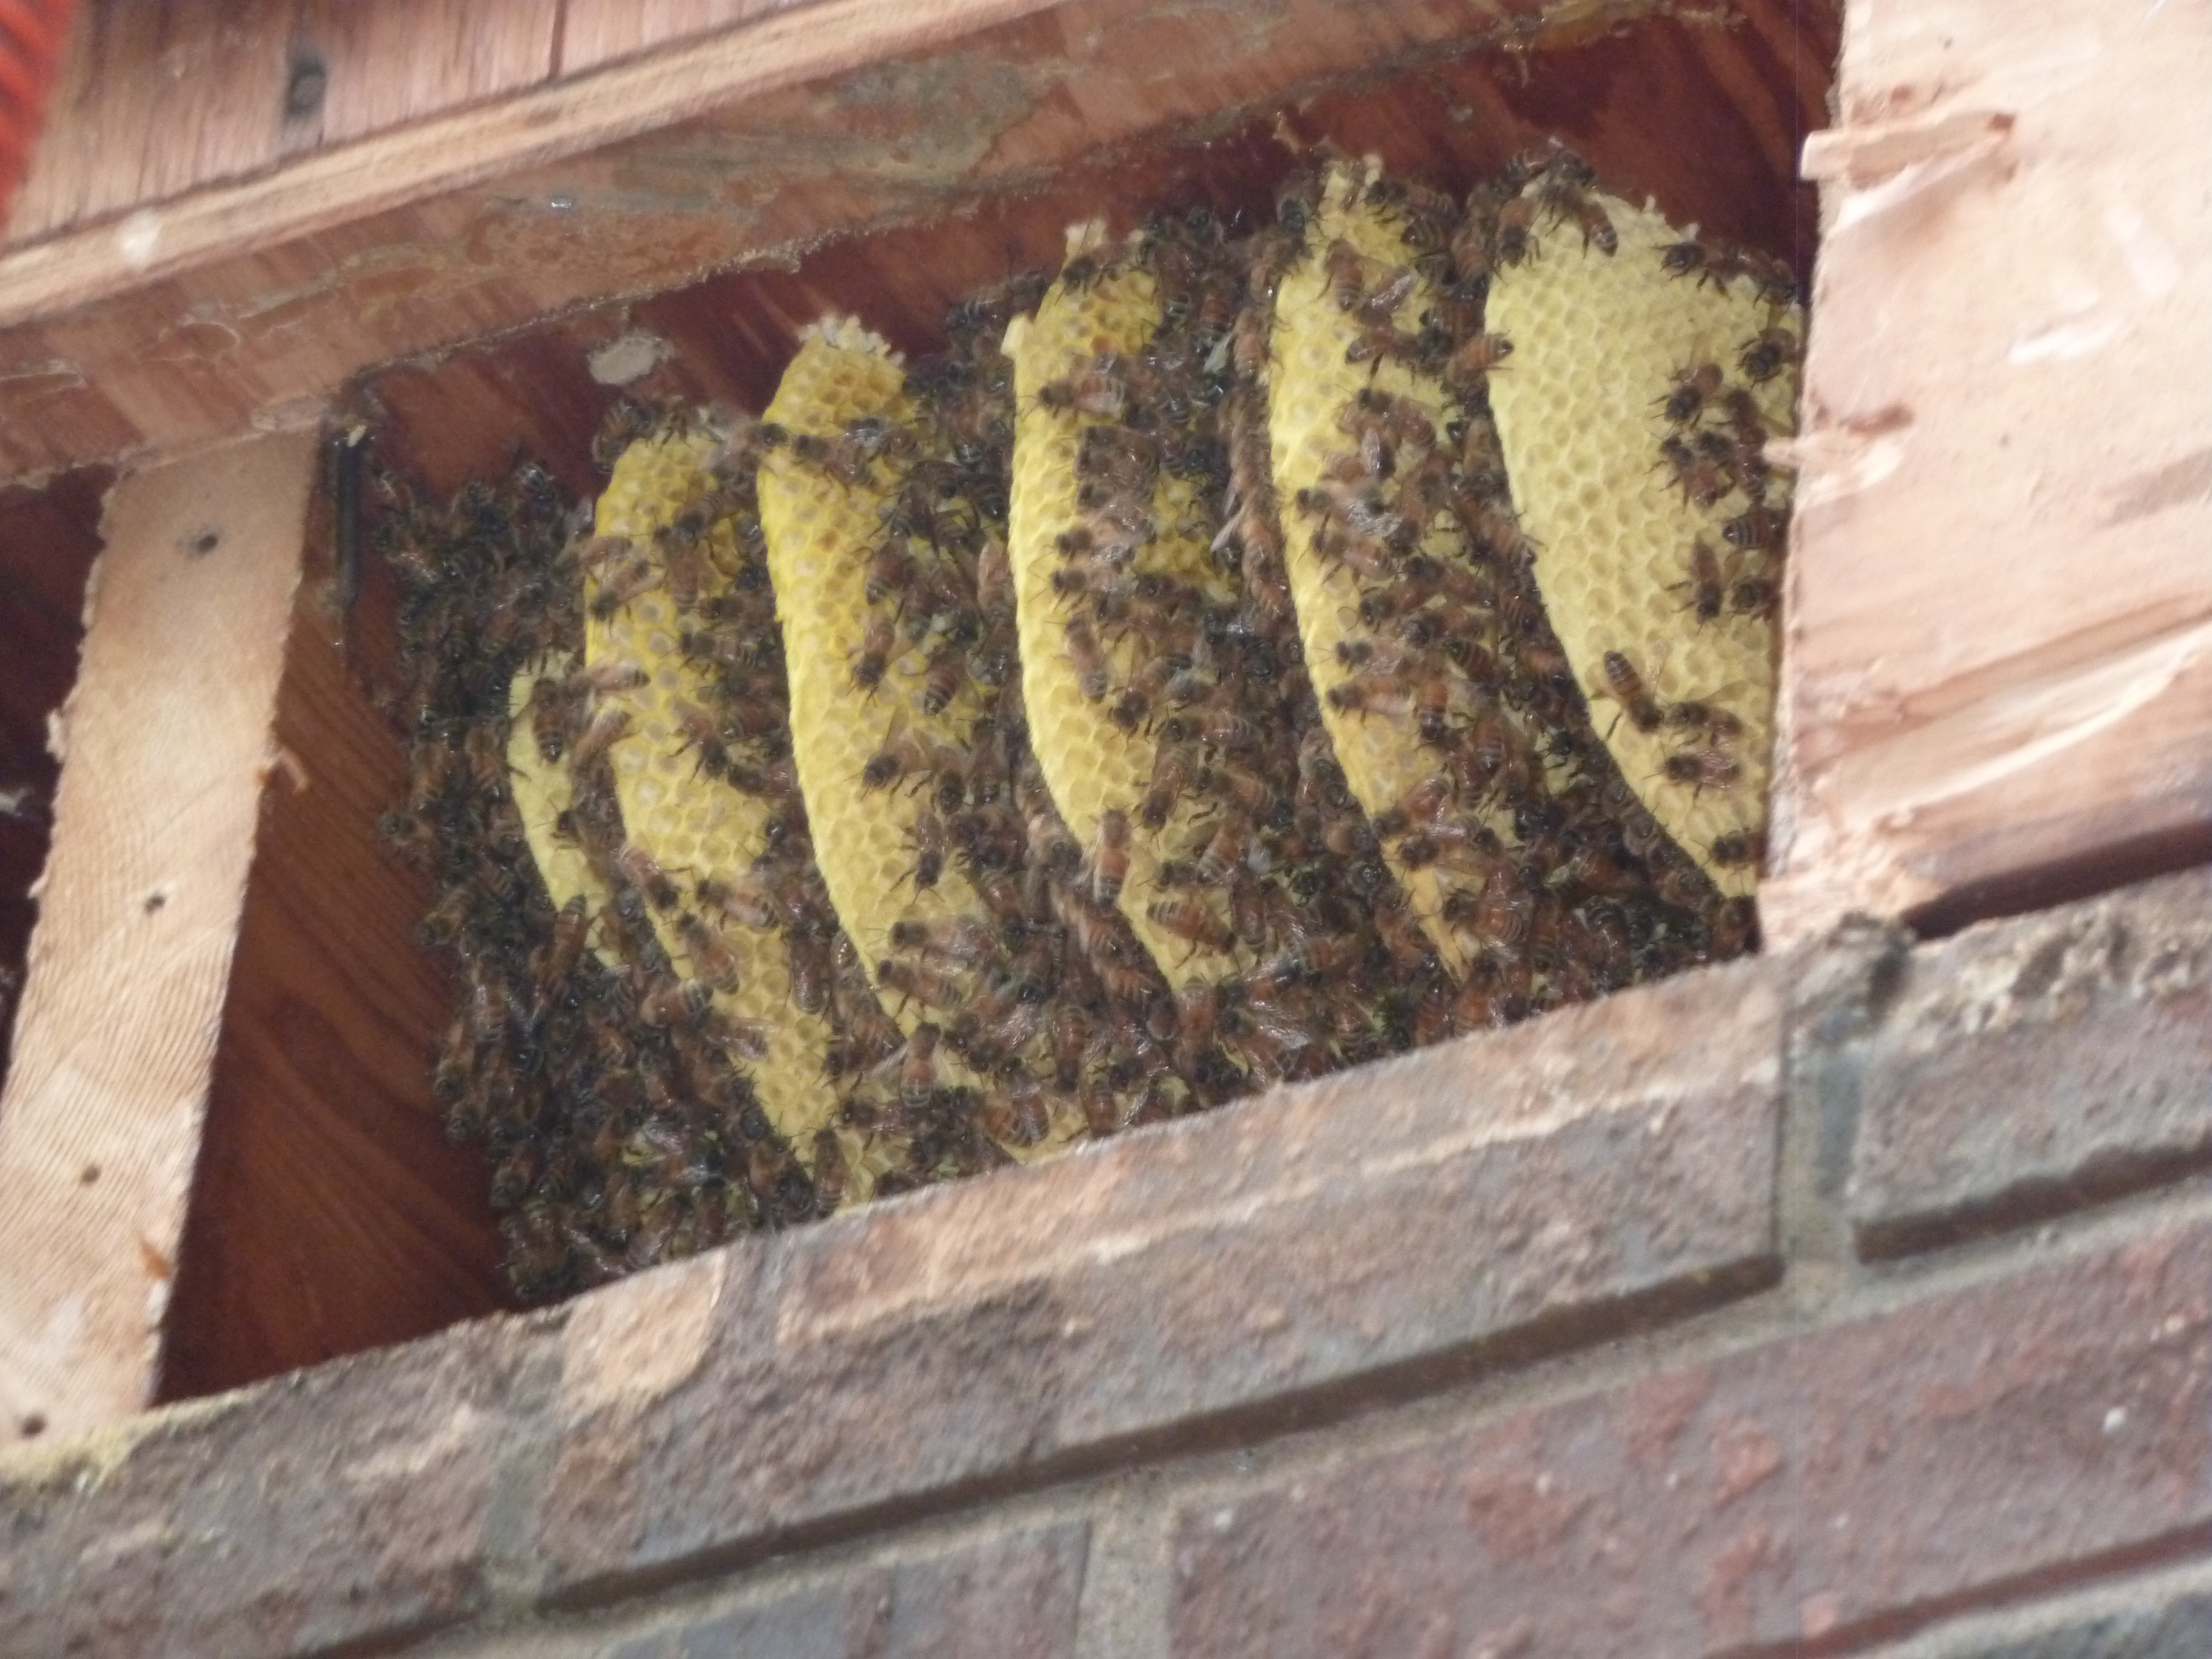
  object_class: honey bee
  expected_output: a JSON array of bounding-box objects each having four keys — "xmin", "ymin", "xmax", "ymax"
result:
[
  {"xmin": 1064, "ymin": 616, "xmax": 1112, "ymax": 702},
  {"xmin": 786, "ymin": 429, "xmax": 878, "ymax": 488},
  {"xmin": 1723, "ymin": 504, "xmax": 1787, "ymax": 555},
  {"xmin": 1658, "ymin": 435, "xmax": 1729, "ymax": 511},
  {"xmin": 904, "ymin": 808, "xmax": 947, "ymax": 890},
  {"xmin": 1709, "ymin": 826, "xmax": 1768, "ymax": 868},
  {"xmin": 1563, "ymin": 192, "xmax": 1617, "ymax": 254},
  {"xmin": 568, "ymin": 705, "xmax": 633, "ymax": 771},
  {"xmin": 1195, "ymin": 813, "xmax": 1250, "ymax": 885},
  {"xmin": 525, "ymin": 676, "xmax": 573, "ymax": 762},
  {"xmin": 1493, "ymin": 196, "xmax": 1538, "ymax": 266},
  {"xmin": 809, "ymin": 1130, "xmax": 848, "ymax": 1212},
  {"xmin": 1661, "ymin": 747, "xmax": 1743, "ymax": 794},
  {"xmin": 1728, "ymin": 573, "xmax": 1780, "ymax": 618},
  {"xmin": 640, "ymin": 978, "xmax": 714, "ymax": 1028},
  {"xmin": 1600, "ymin": 650, "xmax": 1666, "ymax": 735},
  {"xmin": 877, "ymin": 956, "xmax": 966, "ymax": 1013},
  {"xmin": 569, "ymin": 657, "xmax": 650, "ymax": 698},
  {"xmin": 673, "ymin": 912, "xmax": 743, "ymax": 994},
  {"xmin": 1321, "ymin": 239, "xmax": 1372, "ymax": 312},
  {"xmin": 850, "ymin": 612, "xmax": 897, "ymax": 694},
  {"xmin": 861, "ymin": 717, "xmax": 961, "ymax": 793},
  {"xmin": 1659, "ymin": 239, "xmax": 1723, "ymax": 287},
  {"xmin": 920, "ymin": 642, "xmax": 968, "ymax": 717},
  {"xmin": 695, "ymin": 871, "xmax": 776, "ymax": 930},
  {"xmin": 1343, "ymin": 321, "xmax": 1419, "ymax": 369},
  {"xmin": 589, "ymin": 554, "xmax": 665, "ymax": 618},
  {"xmin": 615, "ymin": 840, "xmax": 680, "ymax": 910},
  {"xmin": 1326, "ymin": 671, "xmax": 1416, "ymax": 720},
  {"xmin": 534, "ymin": 894, "xmax": 591, "ymax": 997},
  {"xmin": 1737, "ymin": 327, "xmax": 1799, "ymax": 384},
  {"xmin": 1140, "ymin": 743, "xmax": 1193, "ymax": 831},
  {"xmin": 574, "ymin": 533, "xmax": 635, "ymax": 577},
  {"xmin": 1447, "ymin": 212, "xmax": 1493, "ymax": 284},
  {"xmin": 1146, "ymin": 896, "xmax": 1236, "ymax": 956},
  {"xmin": 1660, "ymin": 363, "xmax": 1724, "ymax": 427},
  {"xmin": 888, "ymin": 916, "xmax": 994, "ymax": 970},
  {"xmin": 1666, "ymin": 697, "xmax": 1746, "ymax": 740},
  {"xmin": 1036, "ymin": 365, "xmax": 1128, "ymax": 421},
  {"xmin": 1674, "ymin": 539, "xmax": 1725, "ymax": 623},
  {"xmin": 703, "ymin": 1007, "xmax": 774, "ymax": 1061},
  {"xmin": 1090, "ymin": 808, "xmax": 1132, "ymax": 906},
  {"xmin": 1442, "ymin": 331, "xmax": 1513, "ymax": 392}
]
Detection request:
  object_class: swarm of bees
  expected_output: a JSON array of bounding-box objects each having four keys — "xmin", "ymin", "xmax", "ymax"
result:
[{"xmin": 382, "ymin": 141, "xmax": 1797, "ymax": 1301}]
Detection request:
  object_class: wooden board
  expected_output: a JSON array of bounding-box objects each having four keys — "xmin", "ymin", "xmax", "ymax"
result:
[
  {"xmin": 0, "ymin": 0, "xmax": 1835, "ymax": 483},
  {"xmin": 6, "ymin": 0, "xmax": 567, "ymax": 244},
  {"xmin": 0, "ymin": 432, "xmax": 312, "ymax": 1446},
  {"xmin": 0, "ymin": 469, "xmax": 109, "ymax": 1085},
  {"xmin": 1760, "ymin": 0, "xmax": 2212, "ymax": 945},
  {"xmin": 159, "ymin": 537, "xmax": 515, "ymax": 1403}
]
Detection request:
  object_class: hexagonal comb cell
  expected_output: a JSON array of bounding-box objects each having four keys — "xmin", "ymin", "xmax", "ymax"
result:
[{"xmin": 1487, "ymin": 189, "xmax": 1798, "ymax": 899}]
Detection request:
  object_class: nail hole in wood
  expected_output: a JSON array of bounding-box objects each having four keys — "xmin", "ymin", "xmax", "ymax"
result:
[
  {"xmin": 144, "ymin": 890, "xmax": 166, "ymax": 914},
  {"xmin": 80, "ymin": 1163, "xmax": 100, "ymax": 1185},
  {"xmin": 285, "ymin": 52, "xmax": 327, "ymax": 121},
  {"xmin": 186, "ymin": 529, "xmax": 221, "ymax": 558},
  {"xmin": 18, "ymin": 1414, "xmax": 45, "ymax": 1439}
]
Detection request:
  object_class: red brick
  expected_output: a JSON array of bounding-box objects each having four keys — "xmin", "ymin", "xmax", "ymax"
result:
[
  {"xmin": 595, "ymin": 1520, "xmax": 1088, "ymax": 1659},
  {"xmin": 535, "ymin": 959, "xmax": 1781, "ymax": 1598},
  {"xmin": 1168, "ymin": 1208, "xmax": 2212, "ymax": 1657},
  {"xmin": 1851, "ymin": 868, "xmax": 2212, "ymax": 1256},
  {"xmin": 0, "ymin": 1315, "xmax": 548, "ymax": 1658}
]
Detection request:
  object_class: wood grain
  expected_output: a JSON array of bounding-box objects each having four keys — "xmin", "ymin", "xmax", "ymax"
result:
[
  {"xmin": 0, "ymin": 0, "xmax": 1835, "ymax": 484},
  {"xmin": 7, "ymin": 0, "xmax": 298, "ymax": 246},
  {"xmin": 1761, "ymin": 0, "xmax": 2212, "ymax": 945},
  {"xmin": 159, "ymin": 546, "xmax": 514, "ymax": 1404},
  {"xmin": 288, "ymin": 0, "xmax": 560, "ymax": 153},
  {"xmin": 0, "ymin": 431, "xmax": 312, "ymax": 1444},
  {"xmin": 558, "ymin": 0, "xmax": 816, "ymax": 75}
]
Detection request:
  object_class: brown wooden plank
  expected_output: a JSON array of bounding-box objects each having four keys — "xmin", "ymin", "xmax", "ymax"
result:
[
  {"xmin": 1761, "ymin": 0, "xmax": 2212, "ymax": 945},
  {"xmin": 7, "ymin": 0, "xmax": 297, "ymax": 247},
  {"xmin": 0, "ymin": 431, "xmax": 313, "ymax": 1446},
  {"xmin": 288, "ymin": 0, "xmax": 560, "ymax": 153},
  {"xmin": 558, "ymin": 0, "xmax": 813, "ymax": 75},
  {"xmin": 159, "ymin": 534, "xmax": 515, "ymax": 1403},
  {"xmin": 0, "ymin": 0, "xmax": 1835, "ymax": 485}
]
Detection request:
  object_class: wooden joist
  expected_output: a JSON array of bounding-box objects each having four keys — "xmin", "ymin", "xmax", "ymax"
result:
[
  {"xmin": 1762, "ymin": 0, "xmax": 2212, "ymax": 945},
  {"xmin": 0, "ymin": 432, "xmax": 313, "ymax": 1443}
]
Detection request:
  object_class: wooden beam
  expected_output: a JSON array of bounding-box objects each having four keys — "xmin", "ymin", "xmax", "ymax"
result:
[
  {"xmin": 0, "ymin": 430, "xmax": 313, "ymax": 1444},
  {"xmin": 1762, "ymin": 0, "xmax": 2212, "ymax": 945},
  {"xmin": 0, "ymin": 0, "xmax": 1062, "ymax": 330},
  {"xmin": 0, "ymin": 0, "xmax": 1783, "ymax": 484}
]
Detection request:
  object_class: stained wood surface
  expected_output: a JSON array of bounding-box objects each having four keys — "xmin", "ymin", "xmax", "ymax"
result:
[
  {"xmin": 1760, "ymin": 0, "xmax": 2212, "ymax": 945},
  {"xmin": 0, "ymin": 0, "xmax": 1834, "ymax": 483},
  {"xmin": 0, "ymin": 470, "xmax": 108, "ymax": 1087},
  {"xmin": 160, "ymin": 543, "xmax": 514, "ymax": 1404},
  {"xmin": 7, "ymin": 0, "xmax": 565, "ymax": 241},
  {"xmin": 0, "ymin": 432, "xmax": 312, "ymax": 1446}
]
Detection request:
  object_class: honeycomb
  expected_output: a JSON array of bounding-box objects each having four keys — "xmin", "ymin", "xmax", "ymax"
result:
[
  {"xmin": 758, "ymin": 323, "xmax": 1085, "ymax": 1164},
  {"xmin": 394, "ymin": 146, "xmax": 1786, "ymax": 1286},
  {"xmin": 1486, "ymin": 190, "xmax": 1798, "ymax": 897},
  {"xmin": 1002, "ymin": 227, "xmax": 1247, "ymax": 989},
  {"xmin": 759, "ymin": 329, "xmax": 993, "ymax": 1002},
  {"xmin": 1267, "ymin": 164, "xmax": 1524, "ymax": 980},
  {"xmin": 504, "ymin": 655, "xmax": 618, "ymax": 969},
  {"xmin": 584, "ymin": 427, "xmax": 848, "ymax": 1172}
]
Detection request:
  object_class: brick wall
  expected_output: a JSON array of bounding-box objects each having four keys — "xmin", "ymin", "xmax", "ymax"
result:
[{"xmin": 3, "ymin": 868, "xmax": 2207, "ymax": 1658}]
